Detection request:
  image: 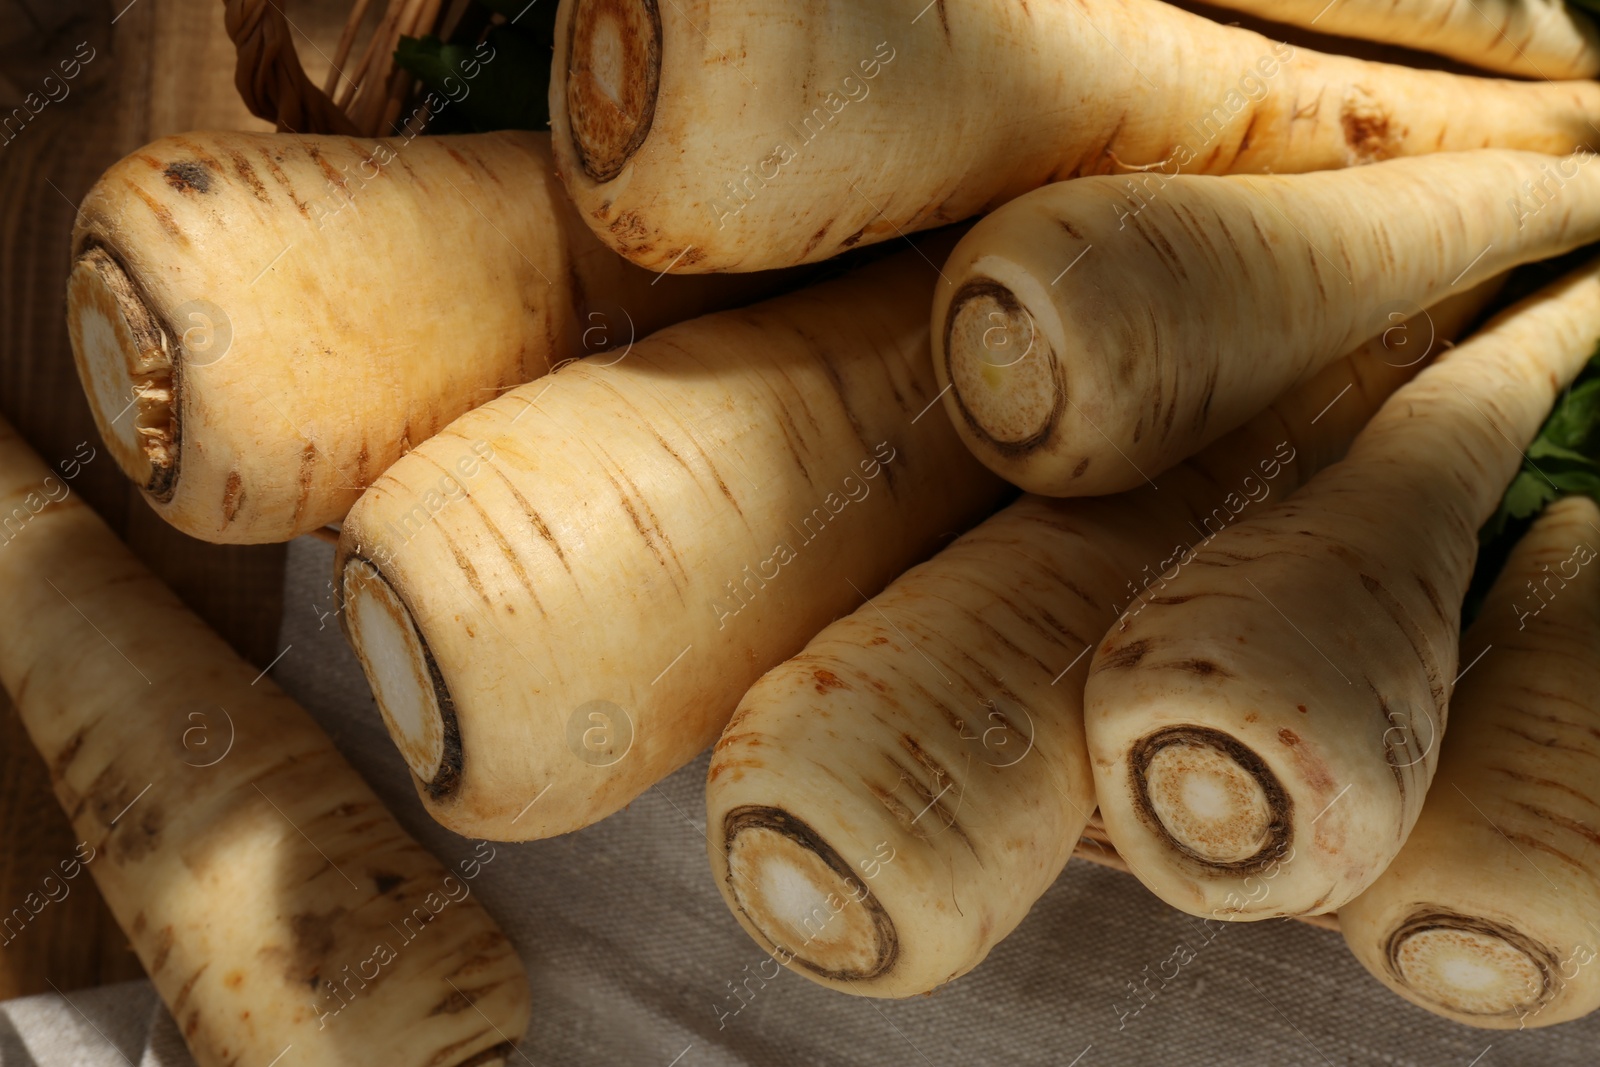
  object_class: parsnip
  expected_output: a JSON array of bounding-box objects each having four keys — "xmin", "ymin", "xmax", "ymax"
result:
[
  {"xmin": 933, "ymin": 149, "xmax": 1600, "ymax": 496},
  {"xmin": 703, "ymin": 285, "xmax": 1495, "ymax": 997},
  {"xmin": 67, "ymin": 130, "xmax": 775, "ymax": 544},
  {"xmin": 549, "ymin": 0, "xmax": 1600, "ymax": 273},
  {"xmin": 1340, "ymin": 495, "xmax": 1600, "ymax": 1029},
  {"xmin": 1202, "ymin": 0, "xmax": 1600, "ymax": 79},
  {"xmin": 335, "ymin": 248, "xmax": 1007, "ymax": 842},
  {"xmin": 0, "ymin": 417, "xmax": 529, "ymax": 1066},
  {"xmin": 1084, "ymin": 259, "xmax": 1600, "ymax": 920}
]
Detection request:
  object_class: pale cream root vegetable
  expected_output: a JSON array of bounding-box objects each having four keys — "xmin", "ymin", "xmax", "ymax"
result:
[
  {"xmin": 1204, "ymin": 0, "xmax": 1600, "ymax": 79},
  {"xmin": 67, "ymin": 130, "xmax": 773, "ymax": 545},
  {"xmin": 550, "ymin": 0, "xmax": 1600, "ymax": 274},
  {"xmin": 933, "ymin": 149, "xmax": 1600, "ymax": 496},
  {"xmin": 335, "ymin": 248, "xmax": 1007, "ymax": 842},
  {"xmin": 1084, "ymin": 260, "xmax": 1600, "ymax": 921},
  {"xmin": 1340, "ymin": 495, "xmax": 1600, "ymax": 1029},
  {"xmin": 0, "ymin": 418, "xmax": 529, "ymax": 1065},
  {"xmin": 703, "ymin": 284, "xmax": 1498, "ymax": 997}
]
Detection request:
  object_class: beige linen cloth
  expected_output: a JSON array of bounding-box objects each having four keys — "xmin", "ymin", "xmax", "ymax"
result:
[{"xmin": 2, "ymin": 537, "xmax": 1596, "ymax": 1066}]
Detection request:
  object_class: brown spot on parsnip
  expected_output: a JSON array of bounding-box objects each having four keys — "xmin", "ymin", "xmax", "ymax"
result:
[
  {"xmin": 1170, "ymin": 658, "xmax": 1228, "ymax": 677},
  {"xmin": 813, "ymin": 669, "xmax": 849, "ymax": 694},
  {"xmin": 1340, "ymin": 95, "xmax": 1399, "ymax": 161},
  {"xmin": 1278, "ymin": 728, "xmax": 1300, "ymax": 746},
  {"xmin": 163, "ymin": 161, "xmax": 212, "ymax": 194},
  {"xmin": 225, "ymin": 148, "xmax": 269, "ymax": 202},
  {"xmin": 151, "ymin": 924, "xmax": 175, "ymax": 972},
  {"xmin": 840, "ymin": 224, "xmax": 869, "ymax": 248},
  {"xmin": 173, "ymin": 962, "xmax": 209, "ymax": 1016},
  {"xmin": 1098, "ymin": 638, "xmax": 1150, "ymax": 671},
  {"xmin": 221, "ymin": 470, "xmax": 244, "ymax": 525},
  {"xmin": 124, "ymin": 182, "xmax": 184, "ymax": 240},
  {"xmin": 279, "ymin": 909, "xmax": 345, "ymax": 984}
]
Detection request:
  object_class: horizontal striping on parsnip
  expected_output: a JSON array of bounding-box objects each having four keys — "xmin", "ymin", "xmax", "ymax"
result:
[
  {"xmin": 1085, "ymin": 258, "xmax": 1600, "ymax": 921},
  {"xmin": 550, "ymin": 0, "xmax": 1600, "ymax": 273},
  {"xmin": 932, "ymin": 150, "xmax": 1600, "ymax": 496},
  {"xmin": 0, "ymin": 417, "xmax": 530, "ymax": 1067},
  {"xmin": 336, "ymin": 247, "xmax": 1008, "ymax": 842},
  {"xmin": 1341, "ymin": 495, "xmax": 1600, "ymax": 1029}
]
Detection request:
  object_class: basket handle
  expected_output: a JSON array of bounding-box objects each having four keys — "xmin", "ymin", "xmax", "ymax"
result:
[{"xmin": 223, "ymin": 0, "xmax": 360, "ymax": 135}]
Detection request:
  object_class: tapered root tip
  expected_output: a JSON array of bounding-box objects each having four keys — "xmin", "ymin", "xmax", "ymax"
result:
[
  {"xmin": 342, "ymin": 558, "xmax": 462, "ymax": 798},
  {"xmin": 1130, "ymin": 726, "xmax": 1292, "ymax": 871},
  {"xmin": 566, "ymin": 0, "xmax": 661, "ymax": 182},
  {"xmin": 1385, "ymin": 911, "xmax": 1555, "ymax": 1020},
  {"xmin": 722, "ymin": 807, "xmax": 897, "ymax": 983},
  {"xmin": 66, "ymin": 247, "xmax": 178, "ymax": 500},
  {"xmin": 943, "ymin": 279, "xmax": 1062, "ymax": 455}
]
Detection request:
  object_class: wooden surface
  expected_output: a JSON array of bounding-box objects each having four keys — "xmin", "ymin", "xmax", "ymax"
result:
[{"xmin": 0, "ymin": 0, "xmax": 348, "ymax": 1001}]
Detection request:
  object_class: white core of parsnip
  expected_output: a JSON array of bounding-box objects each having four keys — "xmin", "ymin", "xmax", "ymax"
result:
[
  {"xmin": 933, "ymin": 150, "xmax": 1600, "ymax": 496},
  {"xmin": 0, "ymin": 418, "xmax": 530, "ymax": 1066},
  {"xmin": 66, "ymin": 130, "xmax": 779, "ymax": 544},
  {"xmin": 336, "ymin": 246, "xmax": 1007, "ymax": 842},
  {"xmin": 1086, "ymin": 259, "xmax": 1600, "ymax": 921},
  {"xmin": 1340, "ymin": 495, "xmax": 1600, "ymax": 1029},
  {"xmin": 704, "ymin": 283, "xmax": 1500, "ymax": 997}
]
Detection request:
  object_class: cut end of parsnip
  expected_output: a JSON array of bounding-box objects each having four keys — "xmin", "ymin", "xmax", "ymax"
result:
[
  {"xmin": 943, "ymin": 279, "xmax": 1062, "ymax": 454},
  {"xmin": 1385, "ymin": 911, "xmax": 1555, "ymax": 1020},
  {"xmin": 66, "ymin": 246, "xmax": 177, "ymax": 499},
  {"xmin": 342, "ymin": 558, "xmax": 460, "ymax": 797},
  {"xmin": 1131, "ymin": 725, "xmax": 1291, "ymax": 871},
  {"xmin": 723, "ymin": 806, "xmax": 897, "ymax": 982},
  {"xmin": 566, "ymin": 0, "xmax": 661, "ymax": 183}
]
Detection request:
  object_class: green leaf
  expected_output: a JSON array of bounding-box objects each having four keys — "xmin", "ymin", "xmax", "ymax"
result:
[
  {"xmin": 394, "ymin": 22, "xmax": 552, "ymax": 133},
  {"xmin": 1470, "ymin": 334, "xmax": 1600, "ymax": 623}
]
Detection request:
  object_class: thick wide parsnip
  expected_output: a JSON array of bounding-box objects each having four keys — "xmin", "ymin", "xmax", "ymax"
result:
[
  {"xmin": 550, "ymin": 0, "xmax": 1600, "ymax": 273},
  {"xmin": 0, "ymin": 418, "xmax": 529, "ymax": 1065},
  {"xmin": 1341, "ymin": 495, "xmax": 1600, "ymax": 1029},
  {"xmin": 703, "ymin": 286, "xmax": 1495, "ymax": 998},
  {"xmin": 1085, "ymin": 259, "xmax": 1600, "ymax": 921},
  {"xmin": 67, "ymin": 130, "xmax": 772, "ymax": 544},
  {"xmin": 932, "ymin": 150, "xmax": 1600, "ymax": 496},
  {"xmin": 335, "ymin": 248, "xmax": 1007, "ymax": 842}
]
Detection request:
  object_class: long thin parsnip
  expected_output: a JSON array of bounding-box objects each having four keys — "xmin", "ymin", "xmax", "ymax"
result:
[
  {"xmin": 335, "ymin": 248, "xmax": 1007, "ymax": 842},
  {"xmin": 66, "ymin": 130, "xmax": 775, "ymax": 544},
  {"xmin": 550, "ymin": 0, "xmax": 1600, "ymax": 273},
  {"xmin": 1203, "ymin": 0, "xmax": 1600, "ymax": 79},
  {"xmin": 0, "ymin": 418, "xmax": 529, "ymax": 1066},
  {"xmin": 932, "ymin": 149, "xmax": 1600, "ymax": 496},
  {"xmin": 1340, "ymin": 495, "xmax": 1600, "ymax": 1029},
  {"xmin": 703, "ymin": 285, "xmax": 1498, "ymax": 997},
  {"xmin": 1084, "ymin": 259, "xmax": 1600, "ymax": 921}
]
